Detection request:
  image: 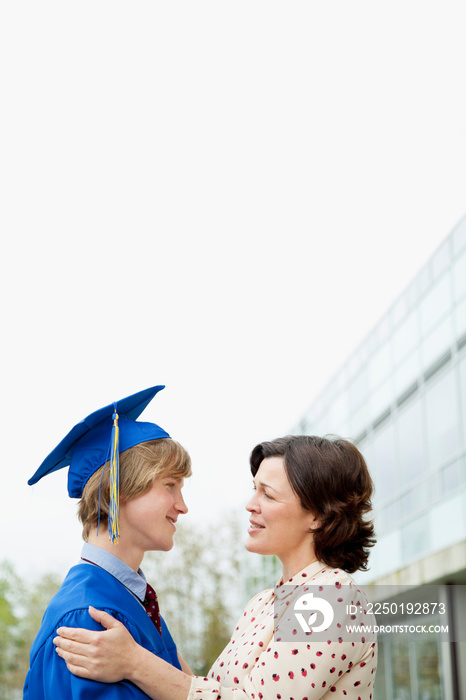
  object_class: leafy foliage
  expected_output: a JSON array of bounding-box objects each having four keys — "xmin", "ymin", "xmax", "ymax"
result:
[
  {"xmin": 144, "ymin": 513, "xmax": 245, "ymax": 674},
  {"xmin": 0, "ymin": 513, "xmax": 262, "ymax": 693},
  {"xmin": 0, "ymin": 561, "xmax": 61, "ymax": 698}
]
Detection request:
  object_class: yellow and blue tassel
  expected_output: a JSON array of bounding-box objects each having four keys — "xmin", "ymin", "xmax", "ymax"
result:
[{"xmin": 108, "ymin": 407, "xmax": 120, "ymax": 543}]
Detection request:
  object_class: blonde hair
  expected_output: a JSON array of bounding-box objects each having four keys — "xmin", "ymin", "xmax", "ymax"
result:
[{"xmin": 78, "ymin": 438, "xmax": 191, "ymax": 540}]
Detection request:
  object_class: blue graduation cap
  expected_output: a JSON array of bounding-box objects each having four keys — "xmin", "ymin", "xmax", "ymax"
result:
[{"xmin": 28, "ymin": 385, "xmax": 170, "ymax": 542}]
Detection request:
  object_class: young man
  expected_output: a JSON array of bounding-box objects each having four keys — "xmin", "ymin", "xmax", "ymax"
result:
[{"xmin": 24, "ymin": 385, "xmax": 192, "ymax": 699}]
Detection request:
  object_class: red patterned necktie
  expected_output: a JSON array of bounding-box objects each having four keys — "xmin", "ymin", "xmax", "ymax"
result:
[{"xmin": 144, "ymin": 582, "xmax": 162, "ymax": 636}]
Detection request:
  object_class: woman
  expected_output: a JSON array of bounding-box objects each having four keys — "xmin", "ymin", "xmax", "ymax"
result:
[{"xmin": 54, "ymin": 435, "xmax": 377, "ymax": 699}]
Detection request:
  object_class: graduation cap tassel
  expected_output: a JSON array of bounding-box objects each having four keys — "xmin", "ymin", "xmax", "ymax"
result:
[{"xmin": 108, "ymin": 408, "xmax": 120, "ymax": 543}]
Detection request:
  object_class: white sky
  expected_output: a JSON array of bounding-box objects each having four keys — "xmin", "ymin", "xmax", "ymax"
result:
[{"xmin": 1, "ymin": 1, "xmax": 466, "ymax": 581}]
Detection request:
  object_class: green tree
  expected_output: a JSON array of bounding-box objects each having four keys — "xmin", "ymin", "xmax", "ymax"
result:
[
  {"xmin": 15, "ymin": 571, "xmax": 62, "ymax": 688},
  {"xmin": 0, "ymin": 513, "xmax": 270, "ymax": 693},
  {"xmin": 196, "ymin": 571, "xmax": 235, "ymax": 677},
  {"xmin": 144, "ymin": 512, "xmax": 244, "ymax": 675},
  {"xmin": 0, "ymin": 560, "xmax": 23, "ymax": 699},
  {"xmin": 0, "ymin": 560, "xmax": 61, "ymax": 698}
]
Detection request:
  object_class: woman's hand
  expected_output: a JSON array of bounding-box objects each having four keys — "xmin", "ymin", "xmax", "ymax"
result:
[
  {"xmin": 54, "ymin": 605, "xmax": 193, "ymax": 699},
  {"xmin": 53, "ymin": 606, "xmax": 142, "ymax": 683}
]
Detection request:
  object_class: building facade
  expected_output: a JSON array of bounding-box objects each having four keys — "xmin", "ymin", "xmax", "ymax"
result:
[{"xmin": 295, "ymin": 215, "xmax": 466, "ymax": 700}]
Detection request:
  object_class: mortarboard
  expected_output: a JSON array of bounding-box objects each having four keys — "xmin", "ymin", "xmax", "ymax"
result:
[{"xmin": 28, "ymin": 385, "xmax": 170, "ymax": 542}]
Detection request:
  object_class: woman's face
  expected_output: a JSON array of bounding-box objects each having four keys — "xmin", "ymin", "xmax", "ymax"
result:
[{"xmin": 245, "ymin": 456, "xmax": 320, "ymax": 570}]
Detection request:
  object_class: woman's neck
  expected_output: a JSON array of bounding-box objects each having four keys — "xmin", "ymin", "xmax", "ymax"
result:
[{"xmin": 280, "ymin": 553, "xmax": 319, "ymax": 584}]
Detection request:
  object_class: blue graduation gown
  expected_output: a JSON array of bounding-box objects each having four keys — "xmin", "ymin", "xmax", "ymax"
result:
[{"xmin": 24, "ymin": 563, "xmax": 181, "ymax": 699}]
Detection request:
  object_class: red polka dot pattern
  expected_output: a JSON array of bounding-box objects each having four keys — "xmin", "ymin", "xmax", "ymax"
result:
[{"xmin": 189, "ymin": 561, "xmax": 377, "ymax": 699}]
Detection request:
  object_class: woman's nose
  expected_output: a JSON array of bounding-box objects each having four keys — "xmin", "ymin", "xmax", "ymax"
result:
[{"xmin": 246, "ymin": 491, "xmax": 259, "ymax": 513}]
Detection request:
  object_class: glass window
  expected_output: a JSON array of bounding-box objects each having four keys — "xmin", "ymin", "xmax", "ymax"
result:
[
  {"xmin": 348, "ymin": 367, "xmax": 369, "ymax": 412},
  {"xmin": 373, "ymin": 640, "xmax": 388, "ymax": 699},
  {"xmin": 368, "ymin": 343, "xmax": 392, "ymax": 389},
  {"xmin": 393, "ymin": 310, "xmax": 420, "ymax": 365},
  {"xmin": 394, "ymin": 349, "xmax": 421, "ymax": 398},
  {"xmin": 454, "ymin": 295, "xmax": 466, "ymax": 340},
  {"xmin": 432, "ymin": 238, "xmax": 451, "ymax": 279},
  {"xmin": 424, "ymin": 367, "xmax": 460, "ymax": 470},
  {"xmin": 377, "ymin": 499, "xmax": 400, "ymax": 533},
  {"xmin": 453, "ymin": 217, "xmax": 466, "ymax": 255},
  {"xmin": 324, "ymin": 376, "xmax": 339, "ymax": 405},
  {"xmin": 401, "ymin": 513, "xmax": 429, "ymax": 562},
  {"xmin": 400, "ymin": 489, "xmax": 415, "ymax": 519},
  {"xmin": 366, "ymin": 329, "xmax": 377, "ymax": 356},
  {"xmin": 426, "ymin": 471, "xmax": 442, "ymax": 505},
  {"xmin": 418, "ymin": 264, "xmax": 433, "ymax": 298},
  {"xmin": 379, "ymin": 628, "xmax": 444, "ymax": 700},
  {"xmin": 334, "ymin": 367, "xmax": 348, "ymax": 391},
  {"xmin": 420, "ymin": 273, "xmax": 452, "ymax": 337},
  {"xmin": 415, "ymin": 636, "xmax": 443, "ymax": 700},
  {"xmin": 349, "ymin": 402, "xmax": 370, "ymax": 439},
  {"xmin": 453, "ymin": 247, "xmax": 466, "ymax": 302},
  {"xmin": 377, "ymin": 313, "xmax": 392, "ymax": 343},
  {"xmin": 301, "ymin": 407, "xmax": 319, "ymax": 432},
  {"xmin": 441, "ymin": 458, "xmax": 463, "ymax": 494},
  {"xmin": 392, "ymin": 293, "xmax": 409, "ymax": 325},
  {"xmin": 348, "ymin": 350, "xmax": 361, "ymax": 379},
  {"xmin": 371, "ymin": 378, "xmax": 393, "ymax": 421},
  {"xmin": 421, "ymin": 315, "xmax": 453, "ymax": 374},
  {"xmin": 458, "ymin": 354, "xmax": 466, "ymax": 449},
  {"xmin": 372, "ymin": 421, "xmax": 398, "ymax": 501},
  {"xmin": 325, "ymin": 393, "xmax": 349, "ymax": 434},
  {"xmin": 399, "ymin": 481, "xmax": 428, "ymax": 519},
  {"xmin": 396, "ymin": 398, "xmax": 426, "ymax": 486},
  {"xmin": 313, "ymin": 407, "xmax": 331, "ymax": 436},
  {"xmin": 406, "ymin": 277, "xmax": 420, "ymax": 310},
  {"xmin": 391, "ymin": 637, "xmax": 411, "ymax": 700}
]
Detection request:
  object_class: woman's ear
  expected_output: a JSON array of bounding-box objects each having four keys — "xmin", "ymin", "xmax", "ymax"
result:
[{"xmin": 310, "ymin": 513, "xmax": 322, "ymax": 531}]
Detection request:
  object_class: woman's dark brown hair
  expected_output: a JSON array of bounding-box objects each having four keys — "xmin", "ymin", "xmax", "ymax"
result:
[{"xmin": 249, "ymin": 435, "xmax": 375, "ymax": 573}]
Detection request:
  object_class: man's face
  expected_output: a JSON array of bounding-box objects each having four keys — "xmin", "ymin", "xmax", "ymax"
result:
[{"xmin": 119, "ymin": 475, "xmax": 188, "ymax": 556}]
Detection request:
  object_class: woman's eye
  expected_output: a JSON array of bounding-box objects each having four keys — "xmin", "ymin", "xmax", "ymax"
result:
[{"xmin": 263, "ymin": 492, "xmax": 273, "ymax": 500}]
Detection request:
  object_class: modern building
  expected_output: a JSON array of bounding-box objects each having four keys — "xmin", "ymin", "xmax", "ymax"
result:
[{"xmin": 294, "ymin": 214, "xmax": 466, "ymax": 700}]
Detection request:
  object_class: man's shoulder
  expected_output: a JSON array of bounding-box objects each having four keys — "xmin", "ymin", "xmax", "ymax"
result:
[
  {"xmin": 29, "ymin": 565, "xmax": 138, "ymax": 657},
  {"xmin": 51, "ymin": 563, "xmax": 133, "ymax": 610}
]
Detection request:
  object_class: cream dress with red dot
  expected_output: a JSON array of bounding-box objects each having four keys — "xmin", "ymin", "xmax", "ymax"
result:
[{"xmin": 188, "ymin": 560, "xmax": 377, "ymax": 700}]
